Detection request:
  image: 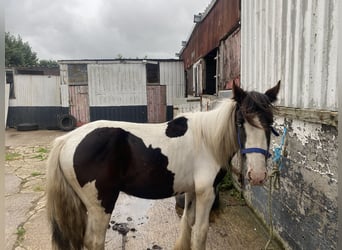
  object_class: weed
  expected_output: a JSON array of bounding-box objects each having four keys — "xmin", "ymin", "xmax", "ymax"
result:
[
  {"xmin": 36, "ymin": 147, "xmax": 48, "ymax": 153},
  {"xmin": 219, "ymin": 171, "xmax": 234, "ymax": 191},
  {"xmin": 16, "ymin": 225, "xmax": 26, "ymax": 240},
  {"xmin": 31, "ymin": 147, "xmax": 48, "ymax": 161},
  {"xmin": 230, "ymin": 188, "xmax": 244, "ymax": 201},
  {"xmin": 33, "ymin": 186, "xmax": 44, "ymax": 192},
  {"xmin": 5, "ymin": 152, "xmax": 21, "ymax": 161},
  {"xmin": 31, "ymin": 171, "xmax": 42, "ymax": 177}
]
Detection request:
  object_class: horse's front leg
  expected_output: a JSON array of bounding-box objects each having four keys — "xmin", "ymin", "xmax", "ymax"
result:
[
  {"xmin": 174, "ymin": 192, "xmax": 196, "ymax": 250},
  {"xmin": 191, "ymin": 186, "xmax": 215, "ymax": 250}
]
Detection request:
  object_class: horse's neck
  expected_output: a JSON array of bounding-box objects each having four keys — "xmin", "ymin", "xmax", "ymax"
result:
[{"xmin": 196, "ymin": 100, "xmax": 239, "ymax": 166}]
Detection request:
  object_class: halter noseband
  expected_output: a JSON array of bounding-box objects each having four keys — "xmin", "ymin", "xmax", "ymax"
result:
[{"xmin": 237, "ymin": 123, "xmax": 279, "ymax": 159}]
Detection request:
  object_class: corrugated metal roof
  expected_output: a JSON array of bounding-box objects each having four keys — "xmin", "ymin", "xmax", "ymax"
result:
[{"xmin": 241, "ymin": 0, "xmax": 338, "ymax": 111}]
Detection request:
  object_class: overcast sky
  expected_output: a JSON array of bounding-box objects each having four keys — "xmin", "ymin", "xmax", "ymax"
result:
[{"xmin": 5, "ymin": 0, "xmax": 210, "ymax": 61}]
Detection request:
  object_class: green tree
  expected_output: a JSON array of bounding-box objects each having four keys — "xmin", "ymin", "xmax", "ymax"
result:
[
  {"xmin": 5, "ymin": 32, "xmax": 39, "ymax": 67},
  {"xmin": 38, "ymin": 59, "xmax": 59, "ymax": 68}
]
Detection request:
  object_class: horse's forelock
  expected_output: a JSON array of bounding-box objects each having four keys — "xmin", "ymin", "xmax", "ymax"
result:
[{"xmin": 240, "ymin": 91, "xmax": 275, "ymax": 128}]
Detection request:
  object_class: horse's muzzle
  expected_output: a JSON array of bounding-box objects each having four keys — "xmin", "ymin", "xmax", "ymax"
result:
[{"xmin": 247, "ymin": 169, "xmax": 268, "ymax": 185}]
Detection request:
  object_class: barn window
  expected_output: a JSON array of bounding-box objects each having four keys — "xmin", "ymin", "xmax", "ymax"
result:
[
  {"xmin": 68, "ymin": 64, "xmax": 88, "ymax": 85},
  {"xmin": 146, "ymin": 62, "xmax": 160, "ymax": 84},
  {"xmin": 6, "ymin": 70, "xmax": 15, "ymax": 99}
]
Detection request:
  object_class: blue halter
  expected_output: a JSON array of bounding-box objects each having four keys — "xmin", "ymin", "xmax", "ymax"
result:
[{"xmin": 237, "ymin": 124, "xmax": 279, "ymax": 158}]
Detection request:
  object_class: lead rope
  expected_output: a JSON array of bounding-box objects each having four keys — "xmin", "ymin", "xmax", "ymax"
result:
[{"xmin": 264, "ymin": 126, "xmax": 287, "ymax": 250}]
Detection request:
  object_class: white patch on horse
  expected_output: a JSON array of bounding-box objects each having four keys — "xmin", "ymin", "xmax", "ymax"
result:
[{"xmin": 244, "ymin": 117, "xmax": 269, "ymax": 185}]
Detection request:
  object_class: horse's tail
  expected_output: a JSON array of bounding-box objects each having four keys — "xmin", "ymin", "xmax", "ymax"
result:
[{"xmin": 46, "ymin": 136, "xmax": 87, "ymax": 250}]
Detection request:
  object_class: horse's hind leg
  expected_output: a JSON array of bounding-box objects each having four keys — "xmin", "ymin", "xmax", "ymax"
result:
[
  {"xmin": 174, "ymin": 192, "xmax": 196, "ymax": 250},
  {"xmin": 83, "ymin": 191, "xmax": 119, "ymax": 250},
  {"xmin": 84, "ymin": 207, "xmax": 111, "ymax": 250}
]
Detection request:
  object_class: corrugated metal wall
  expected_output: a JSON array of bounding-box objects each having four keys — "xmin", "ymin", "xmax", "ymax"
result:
[
  {"xmin": 9, "ymin": 75, "xmax": 61, "ymax": 106},
  {"xmin": 7, "ymin": 74, "xmax": 67, "ymax": 129},
  {"xmin": 88, "ymin": 63, "xmax": 147, "ymax": 106},
  {"xmin": 241, "ymin": 0, "xmax": 338, "ymax": 111},
  {"xmin": 159, "ymin": 61, "xmax": 185, "ymax": 105}
]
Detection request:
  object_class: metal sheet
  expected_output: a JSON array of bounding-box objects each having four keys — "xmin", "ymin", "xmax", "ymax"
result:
[
  {"xmin": 89, "ymin": 106, "xmax": 147, "ymax": 123},
  {"xmin": 159, "ymin": 61, "xmax": 185, "ymax": 105},
  {"xmin": 9, "ymin": 75, "xmax": 61, "ymax": 107},
  {"xmin": 6, "ymin": 106, "xmax": 68, "ymax": 129},
  {"xmin": 241, "ymin": 0, "xmax": 337, "ymax": 111},
  {"xmin": 88, "ymin": 63, "xmax": 147, "ymax": 106}
]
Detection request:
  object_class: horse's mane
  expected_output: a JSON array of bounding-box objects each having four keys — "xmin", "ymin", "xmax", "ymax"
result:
[{"xmin": 188, "ymin": 99, "xmax": 238, "ymax": 166}]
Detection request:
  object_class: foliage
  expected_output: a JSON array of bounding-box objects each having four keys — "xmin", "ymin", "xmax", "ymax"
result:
[
  {"xmin": 5, "ymin": 152, "xmax": 22, "ymax": 161},
  {"xmin": 31, "ymin": 147, "xmax": 49, "ymax": 160},
  {"xmin": 16, "ymin": 225, "xmax": 26, "ymax": 244},
  {"xmin": 5, "ymin": 32, "xmax": 38, "ymax": 67},
  {"xmin": 219, "ymin": 170, "xmax": 234, "ymax": 191},
  {"xmin": 38, "ymin": 59, "xmax": 59, "ymax": 68},
  {"xmin": 31, "ymin": 171, "xmax": 42, "ymax": 177}
]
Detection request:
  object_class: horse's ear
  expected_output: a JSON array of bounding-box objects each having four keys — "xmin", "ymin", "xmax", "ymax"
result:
[
  {"xmin": 232, "ymin": 81, "xmax": 246, "ymax": 104},
  {"xmin": 265, "ymin": 80, "xmax": 281, "ymax": 103}
]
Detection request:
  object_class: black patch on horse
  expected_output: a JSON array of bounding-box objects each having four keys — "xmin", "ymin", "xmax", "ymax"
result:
[
  {"xmin": 73, "ymin": 127, "xmax": 175, "ymax": 213},
  {"xmin": 165, "ymin": 117, "xmax": 188, "ymax": 138}
]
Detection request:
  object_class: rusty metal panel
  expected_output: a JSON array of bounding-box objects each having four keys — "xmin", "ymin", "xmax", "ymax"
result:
[
  {"xmin": 9, "ymin": 75, "xmax": 61, "ymax": 107},
  {"xmin": 69, "ymin": 85, "xmax": 90, "ymax": 125},
  {"xmin": 159, "ymin": 61, "xmax": 185, "ymax": 105},
  {"xmin": 147, "ymin": 85, "xmax": 166, "ymax": 123},
  {"xmin": 218, "ymin": 28, "xmax": 240, "ymax": 90},
  {"xmin": 88, "ymin": 63, "xmax": 147, "ymax": 106},
  {"xmin": 180, "ymin": 0, "xmax": 240, "ymax": 69},
  {"xmin": 241, "ymin": 0, "xmax": 338, "ymax": 111}
]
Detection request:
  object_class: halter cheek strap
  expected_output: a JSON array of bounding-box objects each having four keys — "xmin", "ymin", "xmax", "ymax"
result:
[{"xmin": 237, "ymin": 125, "xmax": 279, "ymax": 158}]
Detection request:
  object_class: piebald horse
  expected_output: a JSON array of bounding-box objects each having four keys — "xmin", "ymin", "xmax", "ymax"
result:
[{"xmin": 46, "ymin": 81, "xmax": 280, "ymax": 250}]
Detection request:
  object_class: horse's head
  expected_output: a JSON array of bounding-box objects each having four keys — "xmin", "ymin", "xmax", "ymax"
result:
[{"xmin": 233, "ymin": 81, "xmax": 280, "ymax": 185}]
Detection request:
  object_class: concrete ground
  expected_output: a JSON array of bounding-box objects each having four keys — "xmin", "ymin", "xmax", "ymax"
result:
[{"xmin": 5, "ymin": 128, "xmax": 284, "ymax": 250}]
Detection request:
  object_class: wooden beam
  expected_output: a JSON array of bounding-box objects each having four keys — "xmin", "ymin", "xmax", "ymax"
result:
[{"xmin": 275, "ymin": 106, "xmax": 338, "ymax": 127}]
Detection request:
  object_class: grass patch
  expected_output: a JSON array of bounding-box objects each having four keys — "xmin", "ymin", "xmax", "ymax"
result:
[
  {"xmin": 31, "ymin": 147, "xmax": 48, "ymax": 161},
  {"xmin": 36, "ymin": 147, "xmax": 48, "ymax": 153},
  {"xmin": 31, "ymin": 171, "xmax": 42, "ymax": 177},
  {"xmin": 5, "ymin": 152, "xmax": 22, "ymax": 161},
  {"xmin": 230, "ymin": 188, "xmax": 244, "ymax": 201},
  {"xmin": 219, "ymin": 170, "xmax": 234, "ymax": 191},
  {"xmin": 16, "ymin": 225, "xmax": 26, "ymax": 241},
  {"xmin": 33, "ymin": 185, "xmax": 44, "ymax": 192}
]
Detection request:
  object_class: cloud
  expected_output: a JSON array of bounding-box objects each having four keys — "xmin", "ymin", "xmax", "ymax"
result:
[{"xmin": 5, "ymin": 0, "xmax": 210, "ymax": 60}]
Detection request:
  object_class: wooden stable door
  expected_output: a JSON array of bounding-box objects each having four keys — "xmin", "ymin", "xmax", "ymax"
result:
[
  {"xmin": 147, "ymin": 85, "xmax": 166, "ymax": 123},
  {"xmin": 69, "ymin": 85, "xmax": 90, "ymax": 126}
]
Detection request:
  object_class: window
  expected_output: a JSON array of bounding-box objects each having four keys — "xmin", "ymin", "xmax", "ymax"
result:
[
  {"xmin": 68, "ymin": 64, "xmax": 88, "ymax": 85},
  {"xmin": 146, "ymin": 63, "xmax": 160, "ymax": 84},
  {"xmin": 6, "ymin": 70, "xmax": 15, "ymax": 99}
]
